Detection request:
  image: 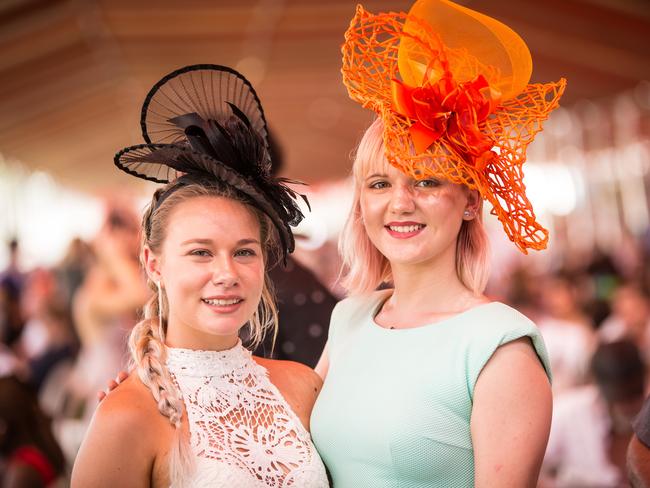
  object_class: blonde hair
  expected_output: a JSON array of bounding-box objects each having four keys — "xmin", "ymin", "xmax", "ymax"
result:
[
  {"xmin": 128, "ymin": 181, "xmax": 279, "ymax": 486},
  {"xmin": 339, "ymin": 118, "xmax": 490, "ymax": 296}
]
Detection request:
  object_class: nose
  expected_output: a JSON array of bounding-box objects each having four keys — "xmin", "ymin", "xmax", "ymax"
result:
[
  {"xmin": 389, "ymin": 183, "xmax": 415, "ymax": 214},
  {"xmin": 211, "ymin": 256, "xmax": 239, "ymax": 288}
]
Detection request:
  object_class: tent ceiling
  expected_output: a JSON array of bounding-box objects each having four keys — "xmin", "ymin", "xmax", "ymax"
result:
[{"xmin": 0, "ymin": 0, "xmax": 648, "ymax": 191}]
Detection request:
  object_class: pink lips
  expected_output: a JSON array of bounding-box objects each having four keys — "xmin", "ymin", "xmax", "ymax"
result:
[{"xmin": 385, "ymin": 221, "xmax": 426, "ymax": 239}]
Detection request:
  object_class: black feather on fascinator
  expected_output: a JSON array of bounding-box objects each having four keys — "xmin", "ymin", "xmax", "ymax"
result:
[{"xmin": 114, "ymin": 64, "xmax": 308, "ymax": 259}]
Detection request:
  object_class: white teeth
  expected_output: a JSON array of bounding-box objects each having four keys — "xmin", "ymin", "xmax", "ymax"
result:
[
  {"xmin": 202, "ymin": 298, "xmax": 242, "ymax": 306},
  {"xmin": 388, "ymin": 224, "xmax": 424, "ymax": 233}
]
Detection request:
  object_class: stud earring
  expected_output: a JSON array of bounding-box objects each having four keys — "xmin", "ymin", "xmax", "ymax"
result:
[{"xmin": 463, "ymin": 210, "xmax": 472, "ymax": 218}]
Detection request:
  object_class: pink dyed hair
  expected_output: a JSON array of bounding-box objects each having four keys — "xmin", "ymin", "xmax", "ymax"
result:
[{"xmin": 339, "ymin": 118, "xmax": 491, "ymax": 296}]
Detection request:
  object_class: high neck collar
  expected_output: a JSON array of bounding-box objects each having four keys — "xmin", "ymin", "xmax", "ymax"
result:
[{"xmin": 165, "ymin": 339, "xmax": 252, "ymax": 377}]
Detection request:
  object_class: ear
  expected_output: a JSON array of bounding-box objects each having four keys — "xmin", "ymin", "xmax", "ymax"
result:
[
  {"xmin": 143, "ymin": 246, "xmax": 162, "ymax": 283},
  {"xmin": 463, "ymin": 189, "xmax": 481, "ymax": 220}
]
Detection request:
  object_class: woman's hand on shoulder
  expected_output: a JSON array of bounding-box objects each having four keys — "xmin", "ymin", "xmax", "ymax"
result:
[
  {"xmin": 71, "ymin": 376, "xmax": 159, "ymax": 488},
  {"xmin": 97, "ymin": 370, "xmax": 129, "ymax": 402},
  {"xmin": 471, "ymin": 337, "xmax": 552, "ymax": 488}
]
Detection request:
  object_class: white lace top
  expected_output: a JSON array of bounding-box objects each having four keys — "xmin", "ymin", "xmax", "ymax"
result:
[{"xmin": 166, "ymin": 342, "xmax": 329, "ymax": 488}]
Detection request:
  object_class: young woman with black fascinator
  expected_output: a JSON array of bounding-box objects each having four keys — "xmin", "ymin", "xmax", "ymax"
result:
[{"xmin": 71, "ymin": 65, "xmax": 328, "ymax": 487}]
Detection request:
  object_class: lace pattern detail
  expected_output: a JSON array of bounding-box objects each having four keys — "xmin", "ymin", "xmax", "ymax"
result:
[{"xmin": 166, "ymin": 342, "xmax": 328, "ymax": 487}]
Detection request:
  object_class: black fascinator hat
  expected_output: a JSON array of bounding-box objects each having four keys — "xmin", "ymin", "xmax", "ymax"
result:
[{"xmin": 114, "ymin": 64, "xmax": 307, "ymax": 260}]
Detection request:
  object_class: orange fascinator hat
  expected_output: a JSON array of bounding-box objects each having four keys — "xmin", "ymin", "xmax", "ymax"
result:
[{"xmin": 342, "ymin": 0, "xmax": 567, "ymax": 252}]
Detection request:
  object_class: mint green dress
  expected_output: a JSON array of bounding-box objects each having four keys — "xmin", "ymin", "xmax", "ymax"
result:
[{"xmin": 310, "ymin": 290, "xmax": 551, "ymax": 488}]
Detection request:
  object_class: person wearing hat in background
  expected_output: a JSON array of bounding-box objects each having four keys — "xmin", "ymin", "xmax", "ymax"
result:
[
  {"xmin": 251, "ymin": 130, "xmax": 338, "ymax": 368},
  {"xmin": 310, "ymin": 0, "xmax": 565, "ymax": 486},
  {"xmin": 71, "ymin": 65, "xmax": 328, "ymax": 487}
]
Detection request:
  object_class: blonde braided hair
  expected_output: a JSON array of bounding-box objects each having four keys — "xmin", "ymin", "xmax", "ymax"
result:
[{"xmin": 128, "ymin": 181, "xmax": 279, "ymax": 486}]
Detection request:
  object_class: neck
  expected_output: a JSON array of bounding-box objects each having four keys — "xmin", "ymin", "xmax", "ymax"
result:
[
  {"xmin": 166, "ymin": 336, "xmax": 240, "ymax": 351},
  {"xmin": 388, "ymin": 243, "xmax": 478, "ymax": 315},
  {"xmin": 165, "ymin": 317, "xmax": 240, "ymax": 351}
]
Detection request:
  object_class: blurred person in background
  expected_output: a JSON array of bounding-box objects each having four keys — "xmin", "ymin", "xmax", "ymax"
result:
[
  {"xmin": 599, "ymin": 283, "xmax": 650, "ymax": 359},
  {"xmin": 585, "ymin": 250, "xmax": 623, "ymax": 327},
  {"xmin": 255, "ymin": 258, "xmax": 338, "ymax": 367},
  {"xmin": 55, "ymin": 237, "xmax": 93, "ymax": 320},
  {"xmin": 10, "ymin": 268, "xmax": 77, "ymax": 395},
  {"xmin": 250, "ymin": 130, "xmax": 337, "ymax": 368},
  {"xmin": 536, "ymin": 274, "xmax": 596, "ymax": 393},
  {"xmin": 1, "ymin": 239, "xmax": 26, "ymax": 347},
  {"xmin": 56, "ymin": 202, "xmax": 148, "ymax": 462},
  {"xmin": 0, "ymin": 375, "xmax": 66, "ymax": 487},
  {"xmin": 628, "ymin": 395, "xmax": 650, "ymax": 488},
  {"xmin": 499, "ymin": 264, "xmax": 543, "ymax": 320},
  {"xmin": 541, "ymin": 340, "xmax": 647, "ymax": 488}
]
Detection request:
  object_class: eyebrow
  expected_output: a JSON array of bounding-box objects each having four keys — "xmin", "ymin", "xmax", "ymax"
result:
[
  {"xmin": 366, "ymin": 173, "xmax": 387, "ymax": 180},
  {"xmin": 180, "ymin": 238, "xmax": 261, "ymax": 246}
]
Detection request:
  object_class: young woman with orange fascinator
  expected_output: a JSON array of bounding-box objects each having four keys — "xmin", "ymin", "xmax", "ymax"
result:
[{"xmin": 310, "ymin": 1, "xmax": 566, "ymax": 486}]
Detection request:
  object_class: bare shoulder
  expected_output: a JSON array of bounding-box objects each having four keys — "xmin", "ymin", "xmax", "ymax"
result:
[
  {"xmin": 256, "ymin": 357, "xmax": 322, "ymax": 395},
  {"xmin": 97, "ymin": 374, "xmax": 163, "ymax": 424},
  {"xmin": 71, "ymin": 375, "xmax": 171, "ymax": 487},
  {"xmin": 254, "ymin": 357, "xmax": 323, "ymax": 430}
]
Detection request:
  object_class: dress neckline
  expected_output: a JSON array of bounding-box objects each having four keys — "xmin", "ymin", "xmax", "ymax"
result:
[
  {"xmin": 368, "ymin": 289, "xmax": 500, "ymax": 333},
  {"xmin": 166, "ymin": 339, "xmax": 253, "ymax": 377}
]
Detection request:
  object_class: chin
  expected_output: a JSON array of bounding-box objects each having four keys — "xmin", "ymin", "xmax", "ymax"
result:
[
  {"xmin": 379, "ymin": 243, "xmax": 432, "ymax": 263},
  {"xmin": 203, "ymin": 318, "xmax": 246, "ymax": 336}
]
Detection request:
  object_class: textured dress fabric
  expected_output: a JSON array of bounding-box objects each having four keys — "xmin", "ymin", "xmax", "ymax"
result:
[
  {"xmin": 166, "ymin": 343, "xmax": 329, "ymax": 488},
  {"xmin": 310, "ymin": 289, "xmax": 552, "ymax": 488}
]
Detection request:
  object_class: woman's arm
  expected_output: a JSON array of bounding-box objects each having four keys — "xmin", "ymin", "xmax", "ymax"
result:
[
  {"xmin": 628, "ymin": 433, "xmax": 650, "ymax": 487},
  {"xmin": 471, "ymin": 337, "xmax": 552, "ymax": 488},
  {"xmin": 71, "ymin": 385, "xmax": 156, "ymax": 487}
]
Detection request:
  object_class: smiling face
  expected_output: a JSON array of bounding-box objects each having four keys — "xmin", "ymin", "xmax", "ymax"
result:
[
  {"xmin": 145, "ymin": 195, "xmax": 265, "ymax": 350},
  {"xmin": 360, "ymin": 162, "xmax": 476, "ymax": 269}
]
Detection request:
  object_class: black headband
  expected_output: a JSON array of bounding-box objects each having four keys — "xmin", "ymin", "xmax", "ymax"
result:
[{"xmin": 114, "ymin": 64, "xmax": 308, "ymax": 262}]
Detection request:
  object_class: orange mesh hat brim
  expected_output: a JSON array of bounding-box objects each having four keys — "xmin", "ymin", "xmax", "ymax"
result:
[{"xmin": 342, "ymin": 3, "xmax": 566, "ymax": 253}]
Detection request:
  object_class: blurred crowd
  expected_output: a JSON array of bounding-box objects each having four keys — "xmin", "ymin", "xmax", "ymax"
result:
[
  {"xmin": 0, "ymin": 203, "xmax": 147, "ymax": 487},
  {"xmin": 1, "ymin": 204, "xmax": 650, "ymax": 486}
]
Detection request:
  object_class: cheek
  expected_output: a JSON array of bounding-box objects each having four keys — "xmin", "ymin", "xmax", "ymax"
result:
[
  {"xmin": 241, "ymin": 265, "xmax": 265, "ymax": 314},
  {"xmin": 162, "ymin": 261, "xmax": 210, "ymax": 305},
  {"xmin": 238, "ymin": 259, "xmax": 265, "ymax": 292},
  {"xmin": 359, "ymin": 193, "xmax": 385, "ymax": 228},
  {"xmin": 420, "ymin": 191, "xmax": 464, "ymax": 223}
]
